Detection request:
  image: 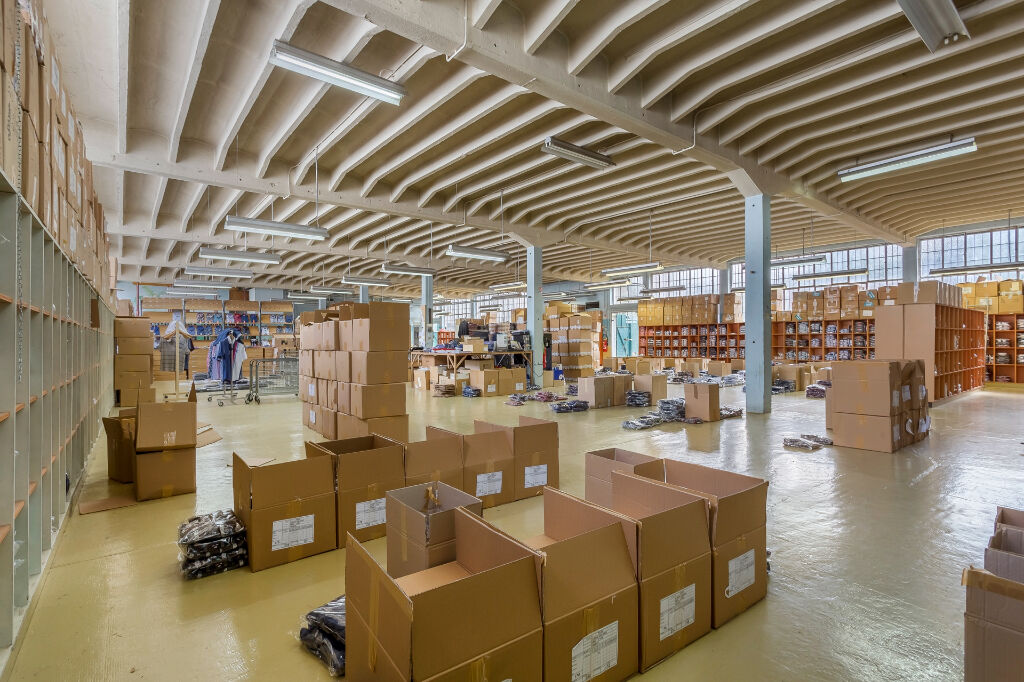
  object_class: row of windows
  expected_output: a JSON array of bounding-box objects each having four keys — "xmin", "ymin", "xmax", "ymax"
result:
[{"xmin": 919, "ymin": 228, "xmax": 1024, "ymax": 283}]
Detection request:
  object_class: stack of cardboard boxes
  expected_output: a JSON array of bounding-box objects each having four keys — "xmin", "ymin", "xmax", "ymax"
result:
[
  {"xmin": 639, "ymin": 295, "xmax": 721, "ymax": 325},
  {"xmin": 828, "ymin": 360, "xmax": 929, "ymax": 453},
  {"xmin": 132, "ymin": 396, "xmax": 198, "ymax": 501},
  {"xmin": 720, "ymin": 292, "xmax": 742, "ymax": 323},
  {"xmin": 465, "ymin": 359, "xmax": 529, "ymax": 398},
  {"xmin": 300, "ymin": 302, "xmax": 409, "ymax": 443},
  {"xmin": 959, "ymin": 279, "xmax": 1023, "ymax": 314},
  {"xmin": 546, "ymin": 309, "xmax": 601, "ymax": 379},
  {"xmin": 822, "ymin": 285, "xmax": 862, "ymax": 318},
  {"xmin": 113, "ymin": 316, "xmax": 155, "ymax": 407}
]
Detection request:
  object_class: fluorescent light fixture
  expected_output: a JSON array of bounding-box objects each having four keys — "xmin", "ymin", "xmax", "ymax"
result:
[
  {"xmin": 173, "ymin": 278, "xmax": 233, "ymax": 290},
  {"xmin": 183, "ymin": 265, "xmax": 253, "ymax": 278},
  {"xmin": 477, "ymin": 305, "xmax": 502, "ymax": 312},
  {"xmin": 896, "ymin": 0, "xmax": 969, "ymax": 53},
  {"xmin": 791, "ymin": 267, "xmax": 869, "ymax": 281},
  {"xmin": 731, "ymin": 284, "xmax": 786, "ymax": 292},
  {"xmin": 389, "ymin": 298, "xmax": 414, "ymax": 304},
  {"xmin": 929, "ymin": 261, "xmax": 1024, "ymax": 276},
  {"xmin": 490, "ymin": 281, "xmax": 526, "ymax": 291},
  {"xmin": 380, "ymin": 263, "xmax": 436, "ymax": 276},
  {"xmin": 309, "ymin": 285, "xmax": 354, "ymax": 295},
  {"xmin": 583, "ymin": 278, "xmax": 631, "ymax": 291},
  {"xmin": 600, "ymin": 262, "xmax": 662, "ymax": 276},
  {"xmin": 770, "ymin": 254, "xmax": 827, "ymax": 267},
  {"xmin": 342, "ymin": 275, "xmax": 391, "ymax": 287},
  {"xmin": 288, "ymin": 292, "xmax": 327, "ymax": 301},
  {"xmin": 163, "ymin": 288, "xmax": 217, "ymax": 298},
  {"xmin": 838, "ymin": 137, "xmax": 977, "ymax": 182},
  {"xmin": 198, "ymin": 246, "xmax": 281, "ymax": 265},
  {"xmin": 224, "ymin": 215, "xmax": 328, "ymax": 241},
  {"xmin": 540, "ymin": 136, "xmax": 615, "ymax": 169},
  {"xmin": 617, "ymin": 296, "xmax": 652, "ymax": 303},
  {"xmin": 269, "ymin": 40, "xmax": 405, "ymax": 106},
  {"xmin": 639, "ymin": 285, "xmax": 687, "ymax": 295},
  {"xmin": 445, "ymin": 244, "xmax": 508, "ymax": 263}
]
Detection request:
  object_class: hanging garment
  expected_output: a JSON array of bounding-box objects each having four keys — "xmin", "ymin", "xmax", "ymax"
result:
[
  {"xmin": 232, "ymin": 340, "xmax": 248, "ymax": 382},
  {"xmin": 159, "ymin": 335, "xmax": 191, "ymax": 371}
]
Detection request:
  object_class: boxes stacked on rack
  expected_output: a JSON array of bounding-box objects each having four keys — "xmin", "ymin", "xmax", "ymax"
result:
[
  {"xmin": 720, "ymin": 293, "xmax": 743, "ymax": 323},
  {"xmin": 960, "ymin": 279, "xmax": 1023, "ymax": 314},
  {"xmin": 300, "ymin": 303, "xmax": 410, "ymax": 442},
  {"xmin": 830, "ymin": 360, "xmax": 929, "ymax": 453},
  {"xmin": 113, "ymin": 316, "xmax": 155, "ymax": 407}
]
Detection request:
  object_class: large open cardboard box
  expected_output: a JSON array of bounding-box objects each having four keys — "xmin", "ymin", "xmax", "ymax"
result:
[
  {"xmin": 472, "ymin": 416, "xmax": 558, "ymax": 501},
  {"xmin": 584, "ymin": 448, "xmax": 660, "ymax": 509},
  {"xmin": 407, "ymin": 428, "xmax": 464, "ymax": 489},
  {"xmin": 430, "ymin": 425, "xmax": 514, "ymax": 508},
  {"xmin": 385, "ymin": 482, "xmax": 483, "ymax": 579},
  {"xmin": 963, "ymin": 567, "xmax": 1024, "ymax": 682}
]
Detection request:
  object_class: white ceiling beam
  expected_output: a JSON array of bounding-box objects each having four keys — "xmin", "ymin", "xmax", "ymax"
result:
[
  {"xmin": 116, "ymin": 0, "xmax": 130, "ymax": 154},
  {"xmin": 523, "ymin": 0, "xmax": 579, "ymax": 55},
  {"xmin": 567, "ymin": 0, "xmax": 670, "ymax": 76},
  {"xmin": 169, "ymin": 0, "xmax": 221, "ymax": 161},
  {"xmin": 471, "ymin": 0, "xmax": 503, "ymax": 29}
]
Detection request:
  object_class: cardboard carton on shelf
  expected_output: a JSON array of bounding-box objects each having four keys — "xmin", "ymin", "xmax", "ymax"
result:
[
  {"xmin": 305, "ymin": 435, "xmax": 406, "ymax": 545},
  {"xmin": 473, "ymin": 416, "xmax": 559, "ymax": 501},
  {"xmin": 585, "ymin": 448, "xmax": 661, "ymax": 509},
  {"xmin": 636, "ymin": 459, "xmax": 768, "ymax": 628},
  {"xmin": 461, "ymin": 338, "xmax": 486, "ymax": 353},
  {"xmin": 610, "ymin": 471, "xmax": 713, "ymax": 670},
  {"xmin": 385, "ymin": 482, "xmax": 484, "ymax": 579},
  {"xmin": 345, "ymin": 509, "xmax": 544, "ymax": 681},
  {"xmin": 232, "ymin": 453, "xmax": 337, "ymax": 572},
  {"xmin": 683, "ymin": 383, "xmax": 720, "ymax": 422},
  {"xmin": 336, "ymin": 412, "xmax": 409, "ymax": 443},
  {"xmin": 406, "ymin": 427, "xmax": 465, "ymax": 489},
  {"xmin": 524, "ymin": 488, "xmax": 639, "ymax": 682}
]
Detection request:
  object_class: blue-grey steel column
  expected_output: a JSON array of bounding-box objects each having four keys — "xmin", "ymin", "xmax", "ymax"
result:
[
  {"xmin": 745, "ymin": 194, "xmax": 772, "ymax": 414},
  {"xmin": 526, "ymin": 245, "xmax": 544, "ymax": 385},
  {"xmin": 359, "ymin": 285, "xmax": 369, "ymax": 303},
  {"xmin": 420, "ymin": 275, "xmax": 433, "ymax": 347},
  {"xmin": 718, "ymin": 268, "xmax": 730, "ymax": 322},
  {"xmin": 902, "ymin": 241, "xmax": 919, "ymax": 283}
]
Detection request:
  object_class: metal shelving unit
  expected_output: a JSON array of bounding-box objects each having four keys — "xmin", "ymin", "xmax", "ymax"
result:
[{"xmin": 0, "ymin": 170, "xmax": 113, "ymax": 653}]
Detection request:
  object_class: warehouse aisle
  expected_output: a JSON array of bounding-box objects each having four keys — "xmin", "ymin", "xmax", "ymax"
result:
[{"xmin": 4, "ymin": 384, "xmax": 1024, "ymax": 681}]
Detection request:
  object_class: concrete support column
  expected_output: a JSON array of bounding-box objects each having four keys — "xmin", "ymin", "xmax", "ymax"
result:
[
  {"xmin": 420, "ymin": 275, "xmax": 433, "ymax": 347},
  {"xmin": 744, "ymin": 194, "xmax": 772, "ymax": 414},
  {"xmin": 902, "ymin": 241, "xmax": 919, "ymax": 283},
  {"xmin": 718, "ymin": 268, "xmax": 730, "ymax": 322},
  {"xmin": 526, "ymin": 244, "xmax": 544, "ymax": 386},
  {"xmin": 358, "ymin": 285, "xmax": 369, "ymax": 303}
]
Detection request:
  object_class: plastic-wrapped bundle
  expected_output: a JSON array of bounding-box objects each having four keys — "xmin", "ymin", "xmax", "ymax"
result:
[
  {"xmin": 773, "ymin": 379, "xmax": 795, "ymax": 393},
  {"xmin": 551, "ymin": 399, "xmax": 589, "ymax": 413},
  {"xmin": 682, "ymin": 417, "xmax": 704, "ymax": 425},
  {"xmin": 805, "ymin": 385, "xmax": 827, "ymax": 399},
  {"xmin": 995, "ymin": 352, "xmax": 1011, "ymax": 364},
  {"xmin": 783, "ymin": 437, "xmax": 821, "ymax": 451},
  {"xmin": 532, "ymin": 391, "xmax": 566, "ymax": 402},
  {"xmin": 657, "ymin": 398, "xmax": 686, "ymax": 422},
  {"xmin": 462, "ymin": 386, "xmax": 482, "ymax": 398},
  {"xmin": 816, "ymin": 379, "xmax": 832, "ymax": 387},
  {"xmin": 567, "ymin": 383, "xmax": 579, "ymax": 396},
  {"xmin": 995, "ymin": 338, "xmax": 1012, "ymax": 347},
  {"xmin": 177, "ymin": 510, "xmax": 248, "ymax": 578},
  {"xmin": 718, "ymin": 373, "xmax": 745, "ymax": 387},
  {"xmin": 505, "ymin": 394, "xmax": 528, "ymax": 406},
  {"xmin": 719, "ymin": 406, "xmax": 743, "ymax": 419},
  {"xmin": 801, "ymin": 434, "xmax": 833, "ymax": 446},
  {"xmin": 995, "ymin": 320, "xmax": 1012, "ymax": 331},
  {"xmin": 432, "ymin": 383, "xmax": 456, "ymax": 397},
  {"xmin": 300, "ymin": 595, "xmax": 347, "ymax": 677},
  {"xmin": 625, "ymin": 390, "xmax": 651, "ymax": 407},
  {"xmin": 622, "ymin": 413, "xmax": 664, "ymax": 430}
]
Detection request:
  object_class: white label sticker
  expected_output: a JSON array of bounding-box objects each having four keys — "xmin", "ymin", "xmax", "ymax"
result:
[
  {"xmin": 70, "ymin": 227, "xmax": 77, "ymax": 252},
  {"xmin": 515, "ymin": 382, "xmax": 525, "ymax": 391},
  {"xmin": 163, "ymin": 431, "xmax": 176, "ymax": 446},
  {"xmin": 890, "ymin": 390, "xmax": 899, "ymax": 409},
  {"xmin": 659, "ymin": 583, "xmax": 696, "ymax": 640},
  {"xmin": 272, "ymin": 514, "xmax": 315, "ymax": 551},
  {"xmin": 524, "ymin": 464, "xmax": 548, "ymax": 488},
  {"xmin": 571, "ymin": 621, "xmax": 618, "ymax": 682},
  {"xmin": 355, "ymin": 497, "xmax": 387, "ymax": 530},
  {"xmin": 476, "ymin": 471, "xmax": 503, "ymax": 497},
  {"xmin": 309, "ymin": 409, "xmax": 316, "ymax": 425},
  {"xmin": 919, "ymin": 385, "xmax": 928, "ymax": 400},
  {"xmin": 308, "ymin": 383, "xmax": 315, "ymax": 397},
  {"xmin": 487, "ymin": 384, "xmax": 497, "ymax": 393},
  {"xmin": 905, "ymin": 418, "xmax": 915, "ymax": 435},
  {"xmin": 726, "ymin": 549, "xmax": 756, "ymax": 598},
  {"xmin": 902, "ymin": 385, "xmax": 911, "ymax": 403},
  {"xmin": 892, "ymin": 424, "xmax": 900, "ymax": 444}
]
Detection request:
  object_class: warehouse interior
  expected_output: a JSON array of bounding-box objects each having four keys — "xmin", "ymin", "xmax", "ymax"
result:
[{"xmin": 2, "ymin": 0, "xmax": 1024, "ymax": 679}]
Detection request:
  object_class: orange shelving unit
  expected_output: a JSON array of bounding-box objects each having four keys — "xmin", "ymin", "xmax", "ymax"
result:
[
  {"xmin": 638, "ymin": 323, "xmax": 745, "ymax": 360},
  {"xmin": 772, "ymin": 317, "xmax": 875, "ymax": 363},
  {"xmin": 986, "ymin": 313, "xmax": 1024, "ymax": 384}
]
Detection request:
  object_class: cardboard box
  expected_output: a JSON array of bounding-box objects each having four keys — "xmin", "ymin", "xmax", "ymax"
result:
[
  {"xmin": 496, "ymin": 368, "xmax": 514, "ymax": 396},
  {"xmin": 135, "ymin": 400, "xmax": 197, "ymax": 452},
  {"xmin": 584, "ymin": 448, "xmax": 660, "ymax": 509},
  {"xmin": 113, "ymin": 354, "xmax": 150, "ymax": 375},
  {"xmin": 406, "ymin": 428, "xmax": 464, "ymax": 489},
  {"xmin": 135, "ymin": 448, "xmax": 197, "ymax": 501},
  {"xmin": 114, "ymin": 369, "xmax": 151, "ymax": 391},
  {"xmin": 778, "ymin": 364, "xmax": 811, "ymax": 392},
  {"xmin": 510, "ymin": 367, "xmax": 528, "ymax": 392},
  {"xmin": 578, "ymin": 375, "xmax": 613, "ymax": 409},
  {"xmin": 300, "ymin": 323, "xmax": 321, "ymax": 350},
  {"xmin": 233, "ymin": 454, "xmax": 337, "ymax": 571},
  {"xmin": 611, "ymin": 373, "xmax": 632, "ymax": 406},
  {"xmin": 413, "ymin": 367, "xmax": 431, "ymax": 391},
  {"xmin": 831, "ymin": 412, "xmax": 904, "ymax": 453},
  {"xmin": 831, "ymin": 360, "xmax": 901, "ymax": 416},
  {"xmin": 114, "ymin": 316, "xmax": 152, "ymax": 337},
  {"xmin": 305, "ymin": 435, "xmax": 406, "ymax": 545},
  {"xmin": 610, "ymin": 472, "xmax": 713, "ymax": 669},
  {"xmin": 101, "ymin": 414, "xmax": 136, "ymax": 483},
  {"xmin": 985, "ymin": 526, "xmax": 1024, "ymax": 583},
  {"xmin": 633, "ymin": 374, "xmax": 667, "ymax": 404},
  {"xmin": 298, "ymin": 350, "xmax": 315, "ymax": 376},
  {"xmin": 349, "ymin": 382, "xmax": 406, "ymax": 419},
  {"xmin": 385, "ymin": 482, "xmax": 484, "ymax": 579},
  {"xmin": 683, "ymin": 383, "xmax": 720, "ymax": 422},
  {"xmin": 351, "ymin": 317, "xmax": 408, "ymax": 352},
  {"xmin": 524, "ymin": 488, "xmax": 639, "ymax": 682},
  {"xmin": 117, "ymin": 386, "xmax": 156, "ymax": 408},
  {"xmin": 706, "ymin": 361, "xmax": 732, "ymax": 377},
  {"xmin": 825, "ymin": 387, "xmax": 834, "ymax": 430},
  {"xmin": 300, "ymin": 375, "xmax": 317, "ymax": 404},
  {"xmin": 336, "ymin": 413, "xmax": 409, "ymax": 443},
  {"xmin": 431, "ymin": 425, "xmax": 515, "ymax": 508},
  {"xmin": 114, "ymin": 337, "xmax": 152, "ymax": 355},
  {"xmin": 461, "ymin": 338, "xmax": 486, "ymax": 353},
  {"xmin": 473, "ymin": 417, "xmax": 559, "ymax": 501},
  {"xmin": 469, "ymin": 369, "xmax": 499, "ymax": 396},
  {"xmin": 636, "ymin": 459, "xmax": 768, "ymax": 628},
  {"xmin": 995, "ymin": 506, "xmax": 1024, "ymax": 532},
  {"xmin": 334, "ymin": 351, "xmax": 351, "ymax": 383},
  {"xmin": 313, "ymin": 351, "xmax": 338, "ymax": 380},
  {"xmin": 464, "ymin": 358, "xmax": 494, "ymax": 371},
  {"xmin": 963, "ymin": 567, "xmax": 1024, "ymax": 682},
  {"xmin": 350, "ymin": 350, "xmax": 406, "ymax": 384},
  {"xmin": 345, "ymin": 509, "xmax": 544, "ymax": 681}
]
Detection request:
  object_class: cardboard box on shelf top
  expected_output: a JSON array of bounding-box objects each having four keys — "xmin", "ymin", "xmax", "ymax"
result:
[
  {"xmin": 636, "ymin": 459, "xmax": 768, "ymax": 628},
  {"xmin": 524, "ymin": 488, "xmax": 640, "ymax": 682},
  {"xmin": 232, "ymin": 453, "xmax": 337, "ymax": 572},
  {"xmin": 345, "ymin": 509, "xmax": 544, "ymax": 681},
  {"xmin": 385, "ymin": 481, "xmax": 484, "ymax": 579}
]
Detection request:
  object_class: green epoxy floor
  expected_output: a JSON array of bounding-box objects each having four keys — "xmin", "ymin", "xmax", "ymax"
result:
[{"xmin": 4, "ymin": 382, "xmax": 1023, "ymax": 680}]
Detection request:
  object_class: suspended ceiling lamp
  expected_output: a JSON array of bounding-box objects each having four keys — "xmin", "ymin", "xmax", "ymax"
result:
[
  {"xmin": 183, "ymin": 265, "xmax": 253, "ymax": 278},
  {"xmin": 380, "ymin": 263, "xmax": 436, "ymax": 276},
  {"xmin": 224, "ymin": 215, "xmax": 329, "ymax": 241},
  {"xmin": 198, "ymin": 246, "xmax": 281, "ymax": 265},
  {"xmin": 173, "ymin": 278, "xmax": 233, "ymax": 290},
  {"xmin": 837, "ymin": 137, "xmax": 977, "ymax": 182},
  {"xmin": 445, "ymin": 244, "xmax": 508, "ymax": 263},
  {"xmin": 269, "ymin": 40, "xmax": 405, "ymax": 105},
  {"xmin": 540, "ymin": 136, "xmax": 614, "ymax": 169}
]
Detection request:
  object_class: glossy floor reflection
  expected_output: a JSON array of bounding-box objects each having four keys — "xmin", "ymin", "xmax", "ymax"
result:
[{"xmin": 5, "ymin": 382, "xmax": 1024, "ymax": 681}]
